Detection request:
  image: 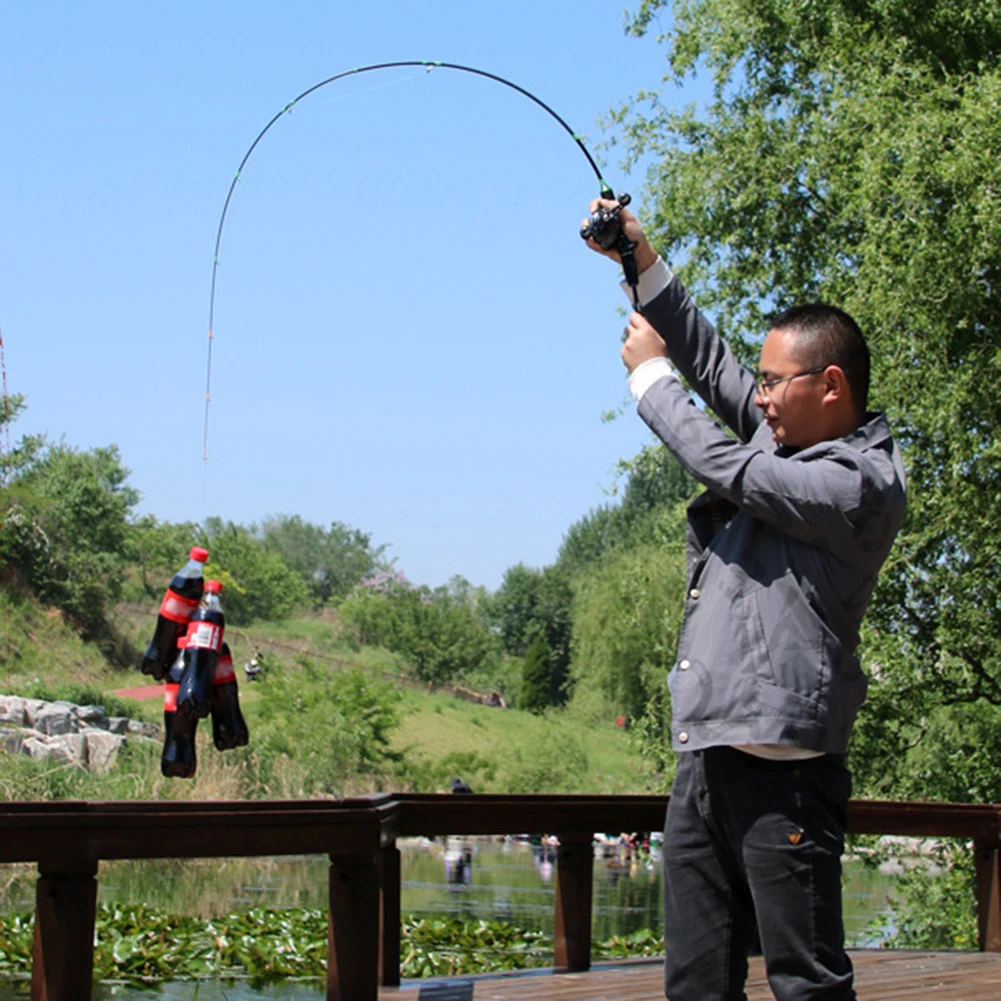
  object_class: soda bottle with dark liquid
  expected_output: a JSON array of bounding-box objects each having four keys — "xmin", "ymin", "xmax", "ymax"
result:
[
  {"xmin": 140, "ymin": 546, "xmax": 209, "ymax": 680},
  {"xmin": 210, "ymin": 641, "xmax": 249, "ymax": 750},
  {"xmin": 176, "ymin": 580, "xmax": 225, "ymax": 718},
  {"xmin": 161, "ymin": 638, "xmax": 199, "ymax": 778}
]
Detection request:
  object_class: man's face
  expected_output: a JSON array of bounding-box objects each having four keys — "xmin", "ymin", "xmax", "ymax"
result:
[{"xmin": 755, "ymin": 328, "xmax": 829, "ymax": 448}]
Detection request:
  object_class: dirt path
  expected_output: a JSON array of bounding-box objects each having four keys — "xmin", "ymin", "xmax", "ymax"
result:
[{"xmin": 112, "ymin": 683, "xmax": 164, "ymax": 700}]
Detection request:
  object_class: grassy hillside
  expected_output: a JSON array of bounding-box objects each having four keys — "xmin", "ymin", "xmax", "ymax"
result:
[{"xmin": 0, "ymin": 591, "xmax": 659, "ymax": 798}]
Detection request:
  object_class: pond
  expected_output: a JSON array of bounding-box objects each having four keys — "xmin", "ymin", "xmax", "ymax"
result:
[{"xmin": 0, "ymin": 837, "xmax": 897, "ymax": 1000}]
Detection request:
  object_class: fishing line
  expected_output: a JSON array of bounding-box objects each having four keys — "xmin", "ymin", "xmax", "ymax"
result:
[{"xmin": 202, "ymin": 60, "xmax": 620, "ymax": 466}]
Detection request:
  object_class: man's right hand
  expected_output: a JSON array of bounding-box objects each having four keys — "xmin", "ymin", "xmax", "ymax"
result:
[{"xmin": 582, "ymin": 198, "xmax": 659, "ymax": 274}]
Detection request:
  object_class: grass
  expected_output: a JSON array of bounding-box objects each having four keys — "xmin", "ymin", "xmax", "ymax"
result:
[{"xmin": 1, "ymin": 593, "xmax": 657, "ymax": 798}]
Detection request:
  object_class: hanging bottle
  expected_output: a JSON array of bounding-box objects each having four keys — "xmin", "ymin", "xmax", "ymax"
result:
[
  {"xmin": 160, "ymin": 638, "xmax": 199, "ymax": 778},
  {"xmin": 141, "ymin": 546, "xmax": 209, "ymax": 680},
  {"xmin": 176, "ymin": 580, "xmax": 225, "ymax": 718},
  {"xmin": 210, "ymin": 641, "xmax": 250, "ymax": 750}
]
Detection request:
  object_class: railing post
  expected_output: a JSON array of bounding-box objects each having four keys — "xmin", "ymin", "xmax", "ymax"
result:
[
  {"xmin": 974, "ymin": 837, "xmax": 1001, "ymax": 952},
  {"xmin": 31, "ymin": 859, "xmax": 98, "ymax": 1001},
  {"xmin": 553, "ymin": 833, "xmax": 593, "ymax": 973},
  {"xmin": 379, "ymin": 841, "xmax": 401, "ymax": 986},
  {"xmin": 327, "ymin": 851, "xmax": 381, "ymax": 1001}
]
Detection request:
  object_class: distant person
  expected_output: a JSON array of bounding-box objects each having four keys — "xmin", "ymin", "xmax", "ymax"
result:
[
  {"xmin": 244, "ymin": 652, "xmax": 262, "ymax": 683},
  {"xmin": 450, "ymin": 777, "xmax": 473, "ymax": 794}
]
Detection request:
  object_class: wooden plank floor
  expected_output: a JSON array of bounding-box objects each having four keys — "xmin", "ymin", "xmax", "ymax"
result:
[{"xmin": 380, "ymin": 950, "xmax": 1001, "ymax": 1000}]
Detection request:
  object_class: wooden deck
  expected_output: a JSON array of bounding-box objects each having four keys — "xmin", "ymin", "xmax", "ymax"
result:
[{"xmin": 381, "ymin": 951, "xmax": 1001, "ymax": 1000}]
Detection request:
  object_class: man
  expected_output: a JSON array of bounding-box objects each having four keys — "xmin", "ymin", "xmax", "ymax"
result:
[{"xmin": 584, "ymin": 199, "xmax": 906, "ymax": 1001}]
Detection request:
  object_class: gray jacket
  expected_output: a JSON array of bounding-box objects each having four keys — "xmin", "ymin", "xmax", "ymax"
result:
[{"xmin": 640, "ymin": 275, "xmax": 907, "ymax": 754}]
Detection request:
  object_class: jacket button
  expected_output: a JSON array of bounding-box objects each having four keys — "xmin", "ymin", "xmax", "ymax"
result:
[
  {"xmin": 678, "ymin": 731, "xmax": 689, "ymax": 743},
  {"xmin": 689, "ymin": 588, "xmax": 700, "ymax": 599},
  {"xmin": 679, "ymin": 660, "xmax": 690, "ymax": 670}
]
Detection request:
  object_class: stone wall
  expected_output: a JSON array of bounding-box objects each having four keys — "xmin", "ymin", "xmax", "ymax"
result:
[{"xmin": 0, "ymin": 695, "xmax": 159, "ymax": 772}]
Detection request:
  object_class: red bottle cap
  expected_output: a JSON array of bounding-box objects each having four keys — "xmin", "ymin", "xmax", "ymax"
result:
[
  {"xmin": 205, "ymin": 579, "xmax": 223, "ymax": 594},
  {"xmin": 190, "ymin": 547, "xmax": 209, "ymax": 563}
]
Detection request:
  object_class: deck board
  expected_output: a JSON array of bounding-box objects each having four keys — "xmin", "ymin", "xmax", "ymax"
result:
[{"xmin": 380, "ymin": 950, "xmax": 1001, "ymax": 1000}]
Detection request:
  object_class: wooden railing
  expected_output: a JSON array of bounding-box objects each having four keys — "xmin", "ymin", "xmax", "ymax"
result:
[{"xmin": 1, "ymin": 794, "xmax": 999, "ymax": 1001}]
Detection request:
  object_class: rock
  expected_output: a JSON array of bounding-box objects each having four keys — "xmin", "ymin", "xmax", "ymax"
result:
[
  {"xmin": 126, "ymin": 719, "xmax": 160, "ymax": 739},
  {"xmin": 0, "ymin": 696, "xmax": 27, "ymax": 726},
  {"xmin": 83, "ymin": 729, "xmax": 126, "ymax": 773},
  {"xmin": 1, "ymin": 725, "xmax": 28, "ymax": 754},
  {"xmin": 21, "ymin": 735, "xmax": 52, "ymax": 761},
  {"xmin": 76, "ymin": 704, "xmax": 109, "ymax": 729},
  {"xmin": 32, "ymin": 705, "xmax": 77, "ymax": 737},
  {"xmin": 41, "ymin": 733, "xmax": 88, "ymax": 767},
  {"xmin": 21, "ymin": 699, "xmax": 49, "ymax": 728},
  {"xmin": 2, "ymin": 693, "xmax": 159, "ymax": 770}
]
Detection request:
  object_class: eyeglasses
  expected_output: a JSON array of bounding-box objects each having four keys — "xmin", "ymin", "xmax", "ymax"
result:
[{"xmin": 755, "ymin": 367, "xmax": 828, "ymax": 395}]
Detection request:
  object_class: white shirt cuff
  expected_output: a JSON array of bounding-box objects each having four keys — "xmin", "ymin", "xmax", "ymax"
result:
[
  {"xmin": 628, "ymin": 356, "xmax": 677, "ymax": 402},
  {"xmin": 620, "ymin": 257, "xmax": 674, "ymax": 307}
]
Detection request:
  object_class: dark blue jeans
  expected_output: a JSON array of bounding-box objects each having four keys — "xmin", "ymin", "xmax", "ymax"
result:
[{"xmin": 663, "ymin": 747, "xmax": 855, "ymax": 1001}]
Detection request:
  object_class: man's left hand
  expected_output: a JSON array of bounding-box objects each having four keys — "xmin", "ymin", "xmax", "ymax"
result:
[{"xmin": 622, "ymin": 311, "xmax": 668, "ymax": 373}]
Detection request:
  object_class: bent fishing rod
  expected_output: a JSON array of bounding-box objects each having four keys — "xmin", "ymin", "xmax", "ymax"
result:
[{"xmin": 202, "ymin": 60, "xmax": 639, "ymax": 463}]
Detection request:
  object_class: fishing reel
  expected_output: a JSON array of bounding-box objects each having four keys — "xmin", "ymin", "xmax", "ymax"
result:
[
  {"xmin": 580, "ymin": 192, "xmax": 634, "ymax": 254},
  {"xmin": 580, "ymin": 191, "xmax": 642, "ymax": 310}
]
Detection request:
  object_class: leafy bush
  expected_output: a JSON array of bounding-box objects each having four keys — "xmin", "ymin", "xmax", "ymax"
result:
[
  {"xmin": 199, "ymin": 519, "xmax": 310, "ymax": 625},
  {"xmin": 339, "ymin": 576, "xmax": 494, "ymax": 685},
  {"xmin": 866, "ymin": 844, "xmax": 978, "ymax": 951},
  {"xmin": 569, "ymin": 542, "xmax": 685, "ymax": 723},
  {"xmin": 503, "ymin": 716, "xmax": 589, "ymax": 793},
  {"xmin": 245, "ymin": 657, "xmax": 402, "ymax": 797}
]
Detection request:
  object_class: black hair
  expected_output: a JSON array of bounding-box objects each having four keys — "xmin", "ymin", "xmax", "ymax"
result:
[{"xmin": 769, "ymin": 302, "xmax": 870, "ymax": 418}]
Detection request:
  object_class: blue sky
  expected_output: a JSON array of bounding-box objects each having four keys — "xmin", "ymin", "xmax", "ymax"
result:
[{"xmin": 1, "ymin": 1, "xmax": 699, "ymax": 590}]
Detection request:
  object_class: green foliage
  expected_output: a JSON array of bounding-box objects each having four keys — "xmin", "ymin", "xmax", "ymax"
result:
[
  {"xmin": 569, "ymin": 542, "xmax": 685, "ymax": 724},
  {"xmin": 612, "ymin": 0, "xmax": 1001, "ymax": 800},
  {"xmin": 0, "ymin": 905, "xmax": 665, "ymax": 984},
  {"xmin": 339, "ymin": 576, "xmax": 494, "ymax": 685},
  {"xmin": 245, "ymin": 657, "xmax": 402, "ymax": 797},
  {"xmin": 487, "ymin": 563, "xmax": 573, "ymax": 702},
  {"xmin": 199, "ymin": 518, "xmax": 310, "ymax": 625},
  {"xmin": 867, "ymin": 844, "xmax": 979, "ymax": 951},
  {"xmin": 519, "ymin": 633, "xmax": 553, "ymax": 714},
  {"xmin": 125, "ymin": 516, "xmax": 200, "ymax": 602},
  {"xmin": 396, "ymin": 749, "xmax": 498, "ymax": 794},
  {"xmin": 504, "ymin": 715, "xmax": 589, "ymax": 793},
  {"xmin": 261, "ymin": 514, "xmax": 387, "ymax": 607},
  {"xmin": 1, "ymin": 436, "xmax": 139, "ymax": 635}
]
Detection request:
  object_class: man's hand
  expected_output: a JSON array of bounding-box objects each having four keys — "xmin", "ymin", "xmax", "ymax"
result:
[
  {"xmin": 622, "ymin": 311, "xmax": 668, "ymax": 373},
  {"xmin": 582, "ymin": 198, "xmax": 659, "ymax": 274}
]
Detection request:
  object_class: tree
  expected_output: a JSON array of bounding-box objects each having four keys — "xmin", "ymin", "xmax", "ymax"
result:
[
  {"xmin": 2, "ymin": 434, "xmax": 139, "ymax": 635},
  {"xmin": 520, "ymin": 633, "xmax": 553, "ymax": 715},
  {"xmin": 613, "ymin": 0, "xmax": 1001, "ymax": 791},
  {"xmin": 339, "ymin": 576, "xmax": 494, "ymax": 685},
  {"xmin": 569, "ymin": 541, "xmax": 685, "ymax": 723},
  {"xmin": 199, "ymin": 518, "xmax": 310, "ymax": 625},
  {"xmin": 260, "ymin": 515, "xmax": 386, "ymax": 607},
  {"xmin": 488, "ymin": 563, "xmax": 573, "ymax": 704}
]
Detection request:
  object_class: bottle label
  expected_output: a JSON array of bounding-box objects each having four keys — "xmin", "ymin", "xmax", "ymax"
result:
[
  {"xmin": 213, "ymin": 655, "xmax": 236, "ymax": 684},
  {"xmin": 188, "ymin": 622, "xmax": 223, "ymax": 652},
  {"xmin": 164, "ymin": 684, "xmax": 179, "ymax": 712},
  {"xmin": 159, "ymin": 590, "xmax": 200, "ymax": 624}
]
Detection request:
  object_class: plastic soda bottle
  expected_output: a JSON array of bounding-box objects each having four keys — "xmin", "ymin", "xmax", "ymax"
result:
[
  {"xmin": 161, "ymin": 638, "xmax": 199, "ymax": 778},
  {"xmin": 176, "ymin": 580, "xmax": 225, "ymax": 718},
  {"xmin": 141, "ymin": 546, "xmax": 209, "ymax": 680},
  {"xmin": 210, "ymin": 641, "xmax": 249, "ymax": 750}
]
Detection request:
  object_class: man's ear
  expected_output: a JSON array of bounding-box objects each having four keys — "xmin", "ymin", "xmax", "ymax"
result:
[{"xmin": 822, "ymin": 365, "xmax": 850, "ymax": 405}]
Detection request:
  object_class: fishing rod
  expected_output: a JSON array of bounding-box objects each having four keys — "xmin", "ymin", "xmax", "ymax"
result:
[{"xmin": 202, "ymin": 59, "xmax": 637, "ymax": 463}]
